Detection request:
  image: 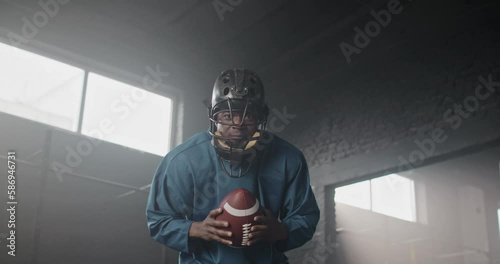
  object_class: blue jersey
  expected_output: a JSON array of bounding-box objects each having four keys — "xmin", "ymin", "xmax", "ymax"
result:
[{"xmin": 146, "ymin": 131, "xmax": 319, "ymax": 264}]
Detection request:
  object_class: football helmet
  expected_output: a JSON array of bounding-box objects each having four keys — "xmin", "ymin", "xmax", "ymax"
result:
[{"xmin": 208, "ymin": 69, "xmax": 269, "ymax": 177}]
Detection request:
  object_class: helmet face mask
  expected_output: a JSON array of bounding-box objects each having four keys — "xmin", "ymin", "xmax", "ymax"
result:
[
  {"xmin": 211, "ymin": 102, "xmax": 261, "ymax": 148},
  {"xmin": 208, "ymin": 69, "xmax": 269, "ymax": 177}
]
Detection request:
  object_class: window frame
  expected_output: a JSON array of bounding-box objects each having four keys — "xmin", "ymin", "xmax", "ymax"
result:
[
  {"xmin": 0, "ymin": 38, "xmax": 181, "ymax": 155},
  {"xmin": 334, "ymin": 173, "xmax": 418, "ymax": 223}
]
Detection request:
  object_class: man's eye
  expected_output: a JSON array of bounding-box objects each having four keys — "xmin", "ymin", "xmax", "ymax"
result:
[{"xmin": 245, "ymin": 115, "xmax": 256, "ymax": 120}]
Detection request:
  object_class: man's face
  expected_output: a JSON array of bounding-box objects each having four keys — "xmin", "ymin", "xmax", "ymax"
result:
[{"xmin": 216, "ymin": 111, "xmax": 258, "ymax": 146}]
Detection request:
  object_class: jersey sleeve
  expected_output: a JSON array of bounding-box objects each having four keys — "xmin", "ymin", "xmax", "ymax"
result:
[
  {"xmin": 146, "ymin": 155, "xmax": 199, "ymax": 253},
  {"xmin": 276, "ymin": 152, "xmax": 320, "ymax": 252}
]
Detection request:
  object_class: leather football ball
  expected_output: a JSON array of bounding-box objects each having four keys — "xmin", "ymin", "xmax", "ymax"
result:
[{"xmin": 216, "ymin": 188, "xmax": 263, "ymax": 247}]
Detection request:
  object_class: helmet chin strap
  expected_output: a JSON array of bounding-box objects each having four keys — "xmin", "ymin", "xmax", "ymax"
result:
[
  {"xmin": 214, "ymin": 131, "xmax": 260, "ymax": 150},
  {"xmin": 214, "ymin": 131, "xmax": 261, "ymax": 178}
]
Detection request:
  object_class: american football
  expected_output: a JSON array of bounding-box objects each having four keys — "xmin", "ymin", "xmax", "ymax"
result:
[{"xmin": 216, "ymin": 188, "xmax": 263, "ymax": 247}]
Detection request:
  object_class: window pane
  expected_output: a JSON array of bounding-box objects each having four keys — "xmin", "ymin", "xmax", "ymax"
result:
[
  {"xmin": 0, "ymin": 42, "xmax": 84, "ymax": 131},
  {"xmin": 371, "ymin": 174, "xmax": 416, "ymax": 222},
  {"xmin": 335, "ymin": 180, "xmax": 371, "ymax": 210},
  {"xmin": 82, "ymin": 73, "xmax": 172, "ymax": 156}
]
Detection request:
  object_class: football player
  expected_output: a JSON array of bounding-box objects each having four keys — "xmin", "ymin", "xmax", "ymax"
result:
[{"xmin": 146, "ymin": 69, "xmax": 319, "ymax": 263}]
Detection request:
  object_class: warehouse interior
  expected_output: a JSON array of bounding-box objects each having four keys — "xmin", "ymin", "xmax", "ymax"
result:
[{"xmin": 0, "ymin": 0, "xmax": 499, "ymax": 263}]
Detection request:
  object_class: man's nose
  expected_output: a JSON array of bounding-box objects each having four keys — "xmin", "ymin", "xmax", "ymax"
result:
[{"xmin": 231, "ymin": 114, "xmax": 244, "ymax": 125}]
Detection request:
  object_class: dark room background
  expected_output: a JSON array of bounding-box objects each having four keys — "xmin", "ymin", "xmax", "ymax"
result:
[{"xmin": 0, "ymin": 0, "xmax": 499, "ymax": 263}]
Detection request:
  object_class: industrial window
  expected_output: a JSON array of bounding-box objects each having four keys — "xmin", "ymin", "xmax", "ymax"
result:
[
  {"xmin": 0, "ymin": 42, "xmax": 84, "ymax": 131},
  {"xmin": 335, "ymin": 174, "xmax": 417, "ymax": 222},
  {"xmin": 334, "ymin": 180, "xmax": 371, "ymax": 210},
  {"xmin": 82, "ymin": 73, "xmax": 172, "ymax": 156},
  {"xmin": 0, "ymin": 42, "xmax": 173, "ymax": 156}
]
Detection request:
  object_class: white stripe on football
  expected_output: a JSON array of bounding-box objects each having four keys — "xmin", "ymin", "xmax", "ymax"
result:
[{"xmin": 223, "ymin": 200, "xmax": 260, "ymax": 217}]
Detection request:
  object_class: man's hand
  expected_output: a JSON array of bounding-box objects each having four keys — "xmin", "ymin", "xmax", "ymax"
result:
[
  {"xmin": 189, "ymin": 208, "xmax": 233, "ymax": 246},
  {"xmin": 247, "ymin": 208, "xmax": 288, "ymax": 246}
]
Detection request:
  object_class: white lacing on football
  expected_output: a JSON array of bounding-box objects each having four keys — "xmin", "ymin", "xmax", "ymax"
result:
[
  {"xmin": 241, "ymin": 223, "xmax": 252, "ymax": 246},
  {"xmin": 223, "ymin": 200, "xmax": 260, "ymax": 217}
]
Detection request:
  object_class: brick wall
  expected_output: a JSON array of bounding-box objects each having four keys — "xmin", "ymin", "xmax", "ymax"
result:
[{"xmin": 272, "ymin": 6, "xmax": 500, "ymax": 264}]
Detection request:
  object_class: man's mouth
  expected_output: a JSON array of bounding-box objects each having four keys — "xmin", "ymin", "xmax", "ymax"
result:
[{"xmin": 229, "ymin": 135, "xmax": 246, "ymax": 140}]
